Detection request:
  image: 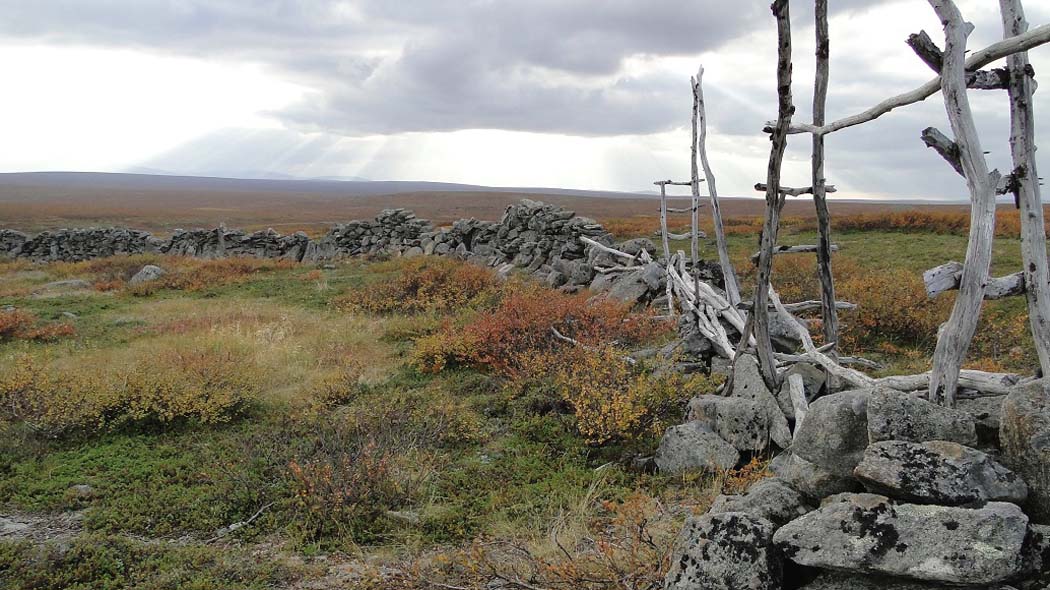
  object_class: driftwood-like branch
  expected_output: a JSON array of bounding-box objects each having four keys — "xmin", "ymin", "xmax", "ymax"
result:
[
  {"xmin": 750, "ymin": 244, "xmax": 839, "ymax": 263},
  {"xmin": 927, "ymin": 0, "xmax": 1002, "ymax": 407},
  {"xmin": 657, "ymin": 181, "xmax": 671, "ymax": 258},
  {"xmin": 908, "ymin": 30, "xmax": 1011, "ymax": 90},
  {"xmin": 1001, "ymin": 0, "xmax": 1050, "ymax": 378},
  {"xmin": 772, "ymin": 23, "xmax": 1050, "ymax": 136},
  {"xmin": 654, "ymin": 180, "xmax": 703, "ymax": 187},
  {"xmin": 787, "ymin": 373, "xmax": 808, "ymax": 435},
  {"xmin": 924, "ymin": 261, "xmax": 1029, "ymax": 299},
  {"xmin": 754, "ymin": 183, "xmax": 838, "ymax": 196},
  {"xmin": 776, "ymin": 352, "xmax": 882, "ymax": 370},
  {"xmin": 665, "ymin": 232, "xmax": 707, "ymax": 241},
  {"xmin": 580, "ymin": 237, "xmax": 638, "ymax": 262},
  {"xmin": 694, "ymin": 66, "xmax": 742, "ymax": 309},
  {"xmin": 753, "ymin": 0, "xmax": 796, "ymax": 390},
  {"xmin": 768, "ymin": 287, "xmax": 877, "ymax": 389},
  {"xmin": 741, "ymin": 299, "xmax": 857, "ymax": 313},
  {"xmin": 877, "ymin": 370, "xmax": 1023, "ymax": 397},
  {"xmin": 921, "ymin": 127, "xmax": 964, "ymax": 176}
]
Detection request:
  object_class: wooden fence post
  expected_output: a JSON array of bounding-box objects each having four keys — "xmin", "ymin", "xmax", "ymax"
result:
[
  {"xmin": 754, "ymin": 0, "xmax": 795, "ymax": 390},
  {"xmin": 1000, "ymin": 0, "xmax": 1050, "ymax": 379},
  {"xmin": 811, "ymin": 0, "xmax": 839, "ymax": 351},
  {"xmin": 927, "ymin": 0, "xmax": 1001, "ymax": 406}
]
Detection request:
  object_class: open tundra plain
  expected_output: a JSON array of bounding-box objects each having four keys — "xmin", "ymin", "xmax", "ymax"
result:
[{"xmin": 0, "ymin": 188, "xmax": 1047, "ymax": 589}]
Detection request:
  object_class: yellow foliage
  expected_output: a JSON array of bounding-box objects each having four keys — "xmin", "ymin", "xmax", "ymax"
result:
[{"xmin": 530, "ymin": 347, "xmax": 721, "ymax": 444}]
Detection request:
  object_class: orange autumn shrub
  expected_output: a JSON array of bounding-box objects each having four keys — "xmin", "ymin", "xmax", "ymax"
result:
[
  {"xmin": 833, "ymin": 208, "xmax": 1050, "ymax": 238},
  {"xmin": 337, "ymin": 257, "xmax": 501, "ymax": 314},
  {"xmin": 412, "ymin": 284, "xmax": 671, "ymax": 377},
  {"xmin": 0, "ymin": 309, "xmax": 76, "ymax": 343}
]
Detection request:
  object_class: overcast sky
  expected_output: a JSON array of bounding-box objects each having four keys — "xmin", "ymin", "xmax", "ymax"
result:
[{"xmin": 0, "ymin": 0, "xmax": 1048, "ymax": 199}]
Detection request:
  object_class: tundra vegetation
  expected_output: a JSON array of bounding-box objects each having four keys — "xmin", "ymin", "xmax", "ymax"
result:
[{"xmin": 0, "ymin": 208, "xmax": 1039, "ymax": 589}]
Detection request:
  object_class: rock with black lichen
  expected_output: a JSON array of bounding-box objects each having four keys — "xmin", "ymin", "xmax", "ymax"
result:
[
  {"xmin": 664, "ymin": 512, "xmax": 782, "ymax": 590},
  {"xmin": 853, "ymin": 440, "xmax": 1027, "ymax": 505},
  {"xmin": 773, "ymin": 493, "xmax": 1028, "ymax": 585},
  {"xmin": 867, "ymin": 387, "xmax": 977, "ymax": 446}
]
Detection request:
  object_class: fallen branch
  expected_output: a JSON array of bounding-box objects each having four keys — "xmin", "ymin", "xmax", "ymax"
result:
[
  {"xmin": 924, "ymin": 260, "xmax": 1028, "ymax": 299},
  {"xmin": 206, "ymin": 501, "xmax": 276, "ymax": 542},
  {"xmin": 876, "ymin": 370, "xmax": 1022, "ymax": 396},
  {"xmin": 753, "ymin": 183, "xmax": 837, "ymax": 196},
  {"xmin": 739, "ymin": 300, "xmax": 857, "ymax": 314},
  {"xmin": 550, "ymin": 327, "xmax": 637, "ymax": 365},
  {"xmin": 750, "ymin": 244, "xmax": 839, "ymax": 263}
]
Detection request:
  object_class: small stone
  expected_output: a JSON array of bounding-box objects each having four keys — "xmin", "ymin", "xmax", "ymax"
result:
[
  {"xmin": 61, "ymin": 311, "xmax": 78, "ymax": 320},
  {"xmin": 655, "ymin": 422, "xmax": 739, "ymax": 475},
  {"xmin": 867, "ymin": 387, "xmax": 977, "ymax": 446},
  {"xmin": 708, "ymin": 478, "xmax": 812, "ymax": 527},
  {"xmin": 664, "ymin": 512, "xmax": 782, "ymax": 590},
  {"xmin": 853, "ymin": 440, "xmax": 1027, "ymax": 505}
]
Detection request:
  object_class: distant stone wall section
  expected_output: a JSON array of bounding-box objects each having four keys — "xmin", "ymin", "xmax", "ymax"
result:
[{"xmin": 0, "ymin": 199, "xmax": 609, "ymax": 270}]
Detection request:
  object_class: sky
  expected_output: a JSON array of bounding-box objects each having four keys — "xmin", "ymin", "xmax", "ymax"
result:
[{"xmin": 0, "ymin": 0, "xmax": 1048, "ymax": 200}]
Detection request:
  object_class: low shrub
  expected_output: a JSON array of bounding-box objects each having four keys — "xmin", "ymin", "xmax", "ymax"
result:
[
  {"xmin": 335, "ymin": 257, "xmax": 501, "ymax": 314},
  {"xmin": 0, "ymin": 309, "xmax": 76, "ymax": 343},
  {"xmin": 0, "ymin": 338, "xmax": 260, "ymax": 436},
  {"xmin": 411, "ymin": 284, "xmax": 671, "ymax": 378},
  {"xmin": 532, "ymin": 346, "xmax": 720, "ymax": 444}
]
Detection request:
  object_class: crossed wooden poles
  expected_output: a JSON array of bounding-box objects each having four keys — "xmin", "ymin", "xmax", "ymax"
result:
[{"xmin": 752, "ymin": 0, "xmax": 1050, "ymax": 406}]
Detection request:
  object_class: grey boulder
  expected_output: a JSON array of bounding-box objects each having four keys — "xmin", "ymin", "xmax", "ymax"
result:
[
  {"xmin": 792, "ymin": 388, "xmax": 871, "ymax": 477},
  {"xmin": 867, "ymin": 387, "xmax": 977, "ymax": 446},
  {"xmin": 768, "ymin": 452, "xmax": 860, "ymax": 502},
  {"xmin": 688, "ymin": 396, "xmax": 770, "ymax": 452},
  {"xmin": 729, "ymin": 354, "xmax": 791, "ymax": 448},
  {"xmin": 708, "ymin": 477, "xmax": 812, "ymax": 527},
  {"xmin": 655, "ymin": 422, "xmax": 739, "ymax": 475},
  {"xmin": 1000, "ymin": 379, "xmax": 1050, "ymax": 524},
  {"xmin": 664, "ymin": 512, "xmax": 782, "ymax": 590},
  {"xmin": 774, "ymin": 493, "xmax": 1029, "ymax": 585},
  {"xmin": 853, "ymin": 440, "xmax": 1027, "ymax": 505},
  {"xmin": 129, "ymin": 264, "xmax": 166, "ymax": 285},
  {"xmin": 799, "ymin": 572, "xmax": 1006, "ymax": 589}
]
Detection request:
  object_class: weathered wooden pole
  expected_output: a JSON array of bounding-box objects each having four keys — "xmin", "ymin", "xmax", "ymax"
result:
[
  {"xmin": 811, "ymin": 0, "xmax": 839, "ymax": 350},
  {"xmin": 689, "ymin": 87, "xmax": 702, "ymax": 302},
  {"xmin": 657, "ymin": 181, "xmax": 671, "ymax": 259},
  {"xmin": 754, "ymin": 0, "xmax": 795, "ymax": 389},
  {"xmin": 1000, "ymin": 0, "xmax": 1050, "ymax": 379},
  {"xmin": 927, "ymin": 0, "xmax": 1001, "ymax": 406},
  {"xmin": 693, "ymin": 68, "xmax": 742, "ymax": 309}
]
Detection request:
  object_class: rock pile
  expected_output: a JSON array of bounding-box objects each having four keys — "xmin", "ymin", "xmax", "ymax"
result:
[
  {"xmin": 305, "ymin": 208, "xmax": 433, "ymax": 261},
  {"xmin": 163, "ymin": 227, "xmax": 311, "ymax": 260},
  {"xmin": 0, "ymin": 229, "xmax": 28, "ymax": 258},
  {"xmin": 12, "ymin": 228, "xmax": 161, "ymax": 262},
  {"xmin": 661, "ymin": 373, "xmax": 1050, "ymax": 590}
]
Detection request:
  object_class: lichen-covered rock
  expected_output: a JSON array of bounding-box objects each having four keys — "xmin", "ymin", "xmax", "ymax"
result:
[
  {"xmin": 957, "ymin": 395, "xmax": 1006, "ymax": 448},
  {"xmin": 129, "ymin": 264, "xmax": 166, "ymax": 285},
  {"xmin": 729, "ymin": 354, "xmax": 791, "ymax": 448},
  {"xmin": 664, "ymin": 512, "xmax": 782, "ymax": 590},
  {"xmin": 853, "ymin": 440, "xmax": 1027, "ymax": 505},
  {"xmin": 709, "ymin": 478, "xmax": 812, "ymax": 527},
  {"xmin": 774, "ymin": 493, "xmax": 1028, "ymax": 585},
  {"xmin": 867, "ymin": 387, "xmax": 977, "ymax": 445},
  {"xmin": 792, "ymin": 388, "xmax": 871, "ymax": 477},
  {"xmin": 768, "ymin": 452, "xmax": 860, "ymax": 502},
  {"xmin": 655, "ymin": 422, "xmax": 739, "ymax": 475},
  {"xmin": 1001, "ymin": 379, "xmax": 1050, "ymax": 525},
  {"xmin": 688, "ymin": 396, "xmax": 770, "ymax": 452},
  {"xmin": 799, "ymin": 571, "xmax": 994, "ymax": 589},
  {"xmin": 0, "ymin": 229, "xmax": 28, "ymax": 258}
]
